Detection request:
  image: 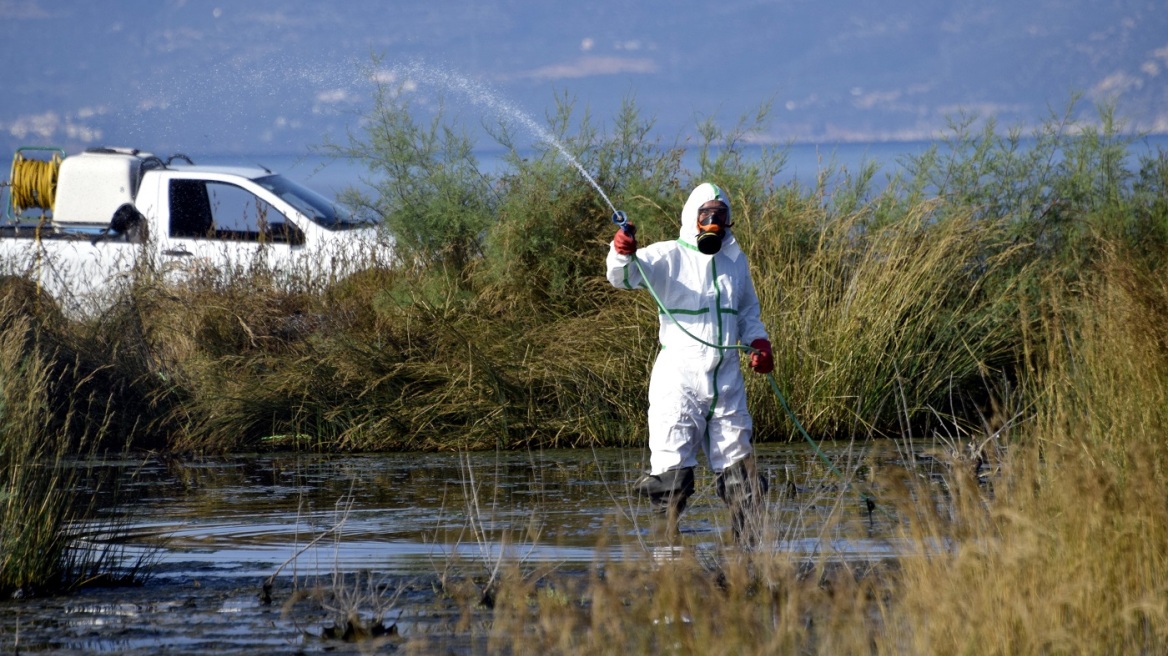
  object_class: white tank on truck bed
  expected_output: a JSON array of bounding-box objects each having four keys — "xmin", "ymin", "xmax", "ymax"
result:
[{"xmin": 52, "ymin": 147, "xmax": 159, "ymax": 224}]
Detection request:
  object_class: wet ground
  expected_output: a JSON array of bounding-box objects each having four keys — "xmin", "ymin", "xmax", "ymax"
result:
[{"xmin": 0, "ymin": 443, "xmax": 923, "ymax": 654}]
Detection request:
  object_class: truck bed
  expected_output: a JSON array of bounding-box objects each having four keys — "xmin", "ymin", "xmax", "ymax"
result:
[{"xmin": 0, "ymin": 223, "xmax": 108, "ymax": 240}]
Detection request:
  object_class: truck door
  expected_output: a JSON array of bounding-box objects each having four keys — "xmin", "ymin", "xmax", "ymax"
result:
[{"xmin": 160, "ymin": 178, "xmax": 305, "ymax": 280}]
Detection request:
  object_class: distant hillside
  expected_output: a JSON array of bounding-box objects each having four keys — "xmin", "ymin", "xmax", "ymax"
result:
[{"xmin": 0, "ymin": 0, "xmax": 1164, "ymax": 158}]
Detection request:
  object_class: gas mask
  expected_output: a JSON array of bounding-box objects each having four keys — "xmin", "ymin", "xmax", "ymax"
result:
[{"xmin": 695, "ymin": 203, "xmax": 730, "ymax": 255}]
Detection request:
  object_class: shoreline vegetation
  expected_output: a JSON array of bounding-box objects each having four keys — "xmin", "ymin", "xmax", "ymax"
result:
[{"xmin": 4, "ymin": 92, "xmax": 1168, "ymax": 652}]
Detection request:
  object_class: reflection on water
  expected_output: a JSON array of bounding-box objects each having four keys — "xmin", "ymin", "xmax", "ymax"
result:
[
  {"xmin": 2, "ymin": 442, "xmax": 946, "ymax": 654},
  {"xmin": 75, "ymin": 443, "xmax": 912, "ymax": 579}
]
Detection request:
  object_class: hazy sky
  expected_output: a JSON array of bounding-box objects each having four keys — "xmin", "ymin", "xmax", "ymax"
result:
[{"xmin": 1, "ymin": 0, "xmax": 1165, "ymax": 157}]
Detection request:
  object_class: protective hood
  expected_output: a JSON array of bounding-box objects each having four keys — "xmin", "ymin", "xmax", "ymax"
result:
[{"xmin": 677, "ymin": 182, "xmax": 742, "ymax": 261}]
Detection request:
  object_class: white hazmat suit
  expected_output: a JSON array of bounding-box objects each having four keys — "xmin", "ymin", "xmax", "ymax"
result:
[{"xmin": 606, "ymin": 183, "xmax": 769, "ymax": 481}]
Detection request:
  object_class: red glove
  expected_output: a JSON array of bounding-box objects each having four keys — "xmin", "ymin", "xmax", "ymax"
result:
[
  {"xmin": 613, "ymin": 225, "xmax": 637, "ymax": 255},
  {"xmin": 749, "ymin": 338, "xmax": 774, "ymax": 374}
]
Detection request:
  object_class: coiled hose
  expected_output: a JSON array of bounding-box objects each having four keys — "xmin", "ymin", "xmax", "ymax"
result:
[
  {"xmin": 5, "ymin": 149, "xmax": 65, "ymax": 299},
  {"xmin": 8, "ymin": 150, "xmax": 63, "ymax": 215}
]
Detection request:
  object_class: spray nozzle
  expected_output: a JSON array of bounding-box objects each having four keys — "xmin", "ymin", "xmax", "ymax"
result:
[{"xmin": 612, "ymin": 210, "xmax": 635, "ymax": 236}]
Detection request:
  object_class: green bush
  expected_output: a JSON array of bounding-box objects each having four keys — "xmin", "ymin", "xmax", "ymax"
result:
[
  {"xmin": 10, "ymin": 91, "xmax": 1168, "ymax": 453},
  {"xmin": 323, "ymin": 68, "xmax": 497, "ymax": 273}
]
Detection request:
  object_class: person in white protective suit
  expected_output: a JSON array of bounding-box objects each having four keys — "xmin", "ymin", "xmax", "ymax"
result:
[{"xmin": 606, "ymin": 182, "xmax": 774, "ymax": 545}]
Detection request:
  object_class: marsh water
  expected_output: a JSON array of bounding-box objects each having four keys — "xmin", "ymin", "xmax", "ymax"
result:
[{"xmin": 0, "ymin": 442, "xmax": 936, "ymax": 654}]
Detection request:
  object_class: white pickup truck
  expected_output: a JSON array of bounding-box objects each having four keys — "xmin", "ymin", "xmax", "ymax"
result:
[{"xmin": 0, "ymin": 146, "xmax": 385, "ymax": 316}]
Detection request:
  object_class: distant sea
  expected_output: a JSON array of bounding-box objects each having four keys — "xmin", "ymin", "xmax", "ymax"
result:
[{"xmin": 205, "ymin": 135, "xmax": 1168, "ymax": 203}]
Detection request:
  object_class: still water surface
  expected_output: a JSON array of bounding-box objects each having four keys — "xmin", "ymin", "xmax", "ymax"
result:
[{"xmin": 1, "ymin": 442, "xmax": 933, "ymax": 654}]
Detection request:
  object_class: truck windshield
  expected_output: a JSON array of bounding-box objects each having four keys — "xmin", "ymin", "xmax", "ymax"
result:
[{"xmin": 254, "ymin": 175, "xmax": 374, "ymax": 231}]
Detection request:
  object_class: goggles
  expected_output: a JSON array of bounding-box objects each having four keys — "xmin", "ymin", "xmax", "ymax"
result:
[{"xmin": 697, "ymin": 205, "xmax": 730, "ymax": 229}]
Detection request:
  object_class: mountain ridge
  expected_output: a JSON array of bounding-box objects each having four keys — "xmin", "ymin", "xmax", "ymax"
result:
[{"xmin": 0, "ymin": 0, "xmax": 1164, "ymax": 157}]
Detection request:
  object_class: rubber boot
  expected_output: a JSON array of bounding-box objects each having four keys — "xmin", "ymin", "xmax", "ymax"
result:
[
  {"xmin": 715, "ymin": 456, "xmax": 769, "ymax": 549},
  {"xmin": 634, "ymin": 467, "xmax": 695, "ymax": 544}
]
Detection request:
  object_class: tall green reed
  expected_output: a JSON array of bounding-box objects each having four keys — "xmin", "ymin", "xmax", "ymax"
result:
[{"xmin": 0, "ymin": 291, "xmax": 141, "ymax": 596}]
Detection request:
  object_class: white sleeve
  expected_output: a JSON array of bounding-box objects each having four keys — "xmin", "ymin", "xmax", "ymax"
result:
[
  {"xmin": 606, "ymin": 241, "xmax": 674, "ymax": 297},
  {"xmin": 606, "ymin": 242, "xmax": 644, "ymax": 290}
]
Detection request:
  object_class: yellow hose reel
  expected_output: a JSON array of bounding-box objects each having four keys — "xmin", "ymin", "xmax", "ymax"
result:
[{"xmin": 6, "ymin": 147, "xmax": 66, "ymax": 218}]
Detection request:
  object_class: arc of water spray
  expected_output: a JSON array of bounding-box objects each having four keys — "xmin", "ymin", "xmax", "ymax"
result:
[{"xmin": 386, "ymin": 61, "xmax": 618, "ymax": 216}]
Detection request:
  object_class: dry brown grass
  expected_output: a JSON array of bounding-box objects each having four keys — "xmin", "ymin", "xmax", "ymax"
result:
[{"xmin": 473, "ymin": 246, "xmax": 1168, "ymax": 655}]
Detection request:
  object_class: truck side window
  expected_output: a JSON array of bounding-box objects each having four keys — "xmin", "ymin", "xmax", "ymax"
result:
[
  {"xmin": 169, "ymin": 180, "xmax": 214, "ymax": 238},
  {"xmin": 204, "ymin": 181, "xmax": 304, "ymax": 245},
  {"xmin": 168, "ymin": 180, "xmax": 304, "ymax": 245}
]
